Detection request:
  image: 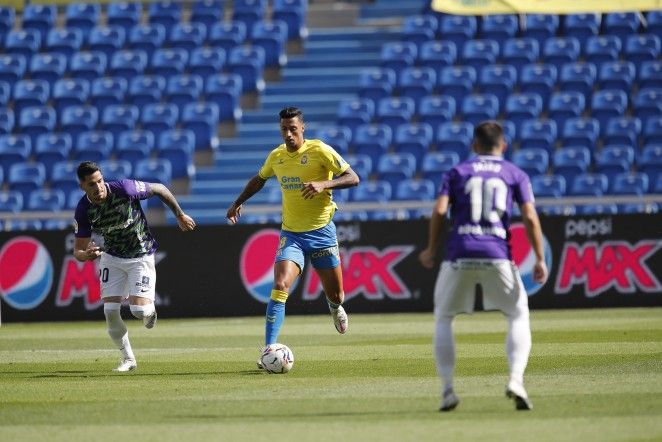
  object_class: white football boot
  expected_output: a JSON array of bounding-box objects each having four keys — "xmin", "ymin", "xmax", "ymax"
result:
[
  {"xmin": 439, "ymin": 388, "xmax": 460, "ymax": 412},
  {"xmin": 331, "ymin": 305, "xmax": 348, "ymax": 334},
  {"xmin": 143, "ymin": 310, "xmax": 157, "ymax": 329},
  {"xmin": 113, "ymin": 358, "xmax": 137, "ymax": 372},
  {"xmin": 506, "ymin": 379, "xmax": 533, "ymax": 410}
]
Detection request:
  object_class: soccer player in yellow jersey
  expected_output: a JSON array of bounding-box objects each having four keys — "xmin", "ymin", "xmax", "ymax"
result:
[{"xmin": 227, "ymin": 107, "xmax": 360, "ymax": 366}]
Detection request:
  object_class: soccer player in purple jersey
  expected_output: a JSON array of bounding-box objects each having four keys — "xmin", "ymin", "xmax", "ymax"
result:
[
  {"xmin": 72, "ymin": 161, "xmax": 196, "ymax": 372},
  {"xmin": 419, "ymin": 121, "xmax": 548, "ymax": 411}
]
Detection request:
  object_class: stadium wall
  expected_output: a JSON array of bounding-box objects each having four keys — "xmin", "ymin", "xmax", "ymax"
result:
[{"xmin": 0, "ymin": 214, "xmax": 660, "ymax": 322}]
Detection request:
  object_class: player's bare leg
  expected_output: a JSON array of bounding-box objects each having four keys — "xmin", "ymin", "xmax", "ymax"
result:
[
  {"xmin": 129, "ymin": 296, "xmax": 157, "ymax": 329},
  {"xmin": 317, "ymin": 266, "xmax": 348, "ymax": 334},
  {"xmin": 104, "ymin": 296, "xmax": 137, "ymax": 372}
]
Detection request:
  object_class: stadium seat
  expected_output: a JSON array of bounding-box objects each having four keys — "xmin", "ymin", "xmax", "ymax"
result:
[
  {"xmin": 584, "ymin": 35, "xmax": 622, "ymax": 66},
  {"xmin": 562, "ymin": 118, "xmax": 600, "ymax": 149},
  {"xmin": 595, "ymin": 145, "xmax": 634, "ymax": 177},
  {"xmin": 227, "ymin": 46, "xmax": 265, "ymax": 92},
  {"xmin": 560, "ymin": 62, "xmax": 597, "ymax": 97},
  {"xmin": 52, "ymin": 78, "xmax": 90, "ymax": 114},
  {"xmin": 273, "ymin": 0, "xmax": 307, "ymax": 40},
  {"xmin": 101, "ymin": 105, "xmax": 139, "ymax": 139},
  {"xmin": 351, "ymin": 180, "xmax": 391, "ymax": 203},
  {"xmin": 0, "ymin": 54, "xmax": 27, "ymax": 89},
  {"xmin": 150, "ymin": 48, "xmax": 189, "ymax": 79},
  {"xmin": 189, "ymin": 47, "xmax": 226, "ymax": 79},
  {"xmin": 181, "ymin": 102, "xmax": 220, "ymax": 150},
  {"xmin": 21, "ymin": 4, "xmax": 55, "ymax": 45},
  {"xmin": 505, "ymin": 93, "xmax": 543, "ymax": 130},
  {"xmin": 46, "ymin": 27, "xmax": 83, "ymax": 58},
  {"xmin": 344, "ymin": 154, "xmax": 372, "ymax": 181},
  {"xmin": 554, "ymin": 146, "xmax": 591, "ymax": 183},
  {"xmin": 598, "ymin": 61, "xmax": 636, "ymax": 93},
  {"xmin": 69, "ymin": 51, "xmax": 107, "ymax": 82},
  {"xmin": 461, "ymin": 93, "xmax": 498, "ymax": 126},
  {"xmin": 204, "ymin": 74, "xmax": 243, "ymax": 122},
  {"xmin": 314, "ymin": 126, "xmax": 351, "ymax": 155},
  {"xmin": 12, "ymin": 79, "xmax": 49, "ymax": 116},
  {"xmin": 0, "ymin": 6, "xmax": 14, "ymax": 37},
  {"xmin": 191, "ymin": 0, "xmax": 224, "ymax": 27},
  {"xmin": 108, "ymin": 2, "xmax": 141, "ymax": 32},
  {"xmin": 655, "ymin": 174, "xmax": 662, "ymax": 193},
  {"xmin": 512, "ymin": 148, "xmax": 549, "ymax": 177},
  {"xmin": 19, "ymin": 106, "xmax": 56, "ymax": 145},
  {"xmin": 352, "ymin": 123, "xmax": 392, "ymax": 166},
  {"xmin": 109, "ymin": 50, "xmax": 149, "ymax": 82},
  {"xmin": 128, "ymin": 24, "xmax": 166, "ymax": 58},
  {"xmin": 439, "ymin": 65, "xmax": 477, "ymax": 105},
  {"xmin": 604, "ymin": 12, "xmax": 640, "ymax": 38},
  {"xmin": 5, "ymin": 29, "xmax": 40, "ymax": 62},
  {"xmin": 380, "ymin": 41, "xmax": 417, "ymax": 77},
  {"xmin": 157, "ymin": 129, "xmax": 195, "ymax": 178},
  {"xmin": 639, "ymin": 60, "xmax": 662, "ymax": 89},
  {"xmin": 166, "ymin": 74, "xmax": 204, "ymax": 114},
  {"xmin": 418, "ymin": 95, "xmax": 455, "ymax": 128},
  {"xmin": 0, "ymin": 134, "xmax": 31, "ymax": 171},
  {"xmin": 564, "ymin": 13, "xmax": 600, "ymax": 45},
  {"xmin": 591, "ymin": 89, "xmax": 628, "ymax": 129},
  {"xmin": 0, "ymin": 190, "xmax": 23, "ymax": 212},
  {"xmin": 549, "ymin": 92, "xmax": 586, "ymax": 131},
  {"xmin": 543, "ymin": 37, "xmax": 580, "ymax": 65},
  {"xmin": 398, "ymin": 67, "xmax": 436, "ymax": 111},
  {"xmin": 169, "ymin": 22, "xmax": 207, "ymax": 52},
  {"xmin": 480, "ymin": 14, "xmax": 518, "ymax": 43},
  {"xmin": 337, "ymin": 98, "xmax": 375, "ymax": 134},
  {"xmin": 29, "ymin": 53, "xmax": 67, "ymax": 88},
  {"xmin": 569, "ymin": 173, "xmax": 608, "ymax": 196},
  {"xmin": 128, "ymin": 75, "xmax": 166, "ymax": 108},
  {"xmin": 232, "ymin": 0, "xmax": 266, "ymax": 36},
  {"xmin": 519, "ymin": 63, "xmax": 557, "ymax": 107},
  {"xmin": 519, "ymin": 119, "xmax": 557, "ymax": 153},
  {"xmin": 134, "ymin": 158, "xmax": 173, "ymax": 185},
  {"xmin": 26, "ymin": 189, "xmax": 65, "ymax": 212},
  {"xmin": 0, "ymin": 106, "xmax": 13, "ymax": 135},
  {"xmin": 633, "ymin": 88, "xmax": 662, "ymax": 123},
  {"xmin": 501, "ymin": 38, "xmax": 539, "ymax": 70},
  {"xmin": 116, "ymin": 130, "xmax": 155, "ymax": 164},
  {"xmin": 208, "ymin": 21, "xmax": 247, "ymax": 54},
  {"xmin": 604, "ymin": 116, "xmax": 641, "ymax": 146},
  {"xmin": 402, "ymin": 15, "xmax": 436, "ymax": 50},
  {"xmin": 148, "ymin": 0, "xmax": 182, "ymax": 32},
  {"xmin": 478, "ymin": 64, "xmax": 516, "ymax": 108},
  {"xmin": 8, "ymin": 162, "xmax": 46, "ymax": 202},
  {"xmin": 624, "ymin": 34, "xmax": 660, "ymax": 64},
  {"xmin": 436, "ymin": 121, "xmax": 473, "ymax": 159},
  {"xmin": 421, "ymin": 151, "xmax": 459, "ymax": 188},
  {"xmin": 51, "ymin": 161, "xmax": 80, "ymax": 197},
  {"xmin": 98, "ymin": 159, "xmax": 132, "ymax": 181},
  {"xmin": 252, "ymin": 21, "xmax": 288, "ymax": 67},
  {"xmin": 637, "ymin": 144, "xmax": 662, "ymax": 183},
  {"xmin": 88, "ymin": 25, "xmax": 126, "ymax": 59},
  {"xmin": 643, "ymin": 117, "xmax": 662, "ymax": 145},
  {"xmin": 523, "ymin": 14, "xmax": 559, "ymax": 47},
  {"xmin": 648, "ymin": 10, "xmax": 662, "ymax": 37},
  {"xmin": 65, "ymin": 3, "xmax": 99, "ymax": 41},
  {"xmin": 531, "ymin": 174, "xmax": 566, "ymax": 197},
  {"xmin": 358, "ymin": 68, "xmax": 396, "ymax": 106},
  {"xmin": 619, "ymin": 202, "xmax": 659, "ymax": 214},
  {"xmin": 580, "ymin": 203, "xmax": 618, "ymax": 215},
  {"xmin": 376, "ymin": 153, "xmax": 416, "ymax": 188},
  {"xmin": 35, "ymin": 133, "xmax": 72, "ymax": 178},
  {"xmin": 609, "ymin": 172, "xmax": 648, "ymax": 195},
  {"xmin": 375, "ymin": 97, "xmax": 415, "ymax": 134},
  {"xmin": 394, "ymin": 178, "xmax": 435, "ymax": 201},
  {"xmin": 393, "ymin": 122, "xmax": 433, "ymax": 164},
  {"xmin": 91, "ymin": 77, "xmax": 127, "ymax": 114},
  {"xmin": 439, "ymin": 15, "xmax": 476, "ymax": 47},
  {"xmin": 141, "ymin": 103, "xmax": 179, "ymax": 142},
  {"xmin": 460, "ymin": 39, "xmax": 499, "ymax": 70},
  {"xmin": 60, "ymin": 105, "xmax": 99, "ymax": 141},
  {"xmin": 74, "ymin": 130, "xmax": 113, "ymax": 162},
  {"xmin": 418, "ymin": 40, "xmax": 456, "ymax": 72}
]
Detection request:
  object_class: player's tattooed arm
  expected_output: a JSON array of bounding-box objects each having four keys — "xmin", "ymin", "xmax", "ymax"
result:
[
  {"xmin": 227, "ymin": 175, "xmax": 267, "ymax": 224},
  {"xmin": 149, "ymin": 183, "xmax": 196, "ymax": 231}
]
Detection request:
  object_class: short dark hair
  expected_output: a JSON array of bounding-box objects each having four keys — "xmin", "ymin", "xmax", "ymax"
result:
[
  {"xmin": 76, "ymin": 161, "xmax": 101, "ymax": 181},
  {"xmin": 279, "ymin": 107, "xmax": 304, "ymax": 122},
  {"xmin": 473, "ymin": 121, "xmax": 504, "ymax": 153}
]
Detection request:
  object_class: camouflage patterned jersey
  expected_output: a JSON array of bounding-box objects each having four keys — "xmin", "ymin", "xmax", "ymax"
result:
[{"xmin": 74, "ymin": 180, "xmax": 157, "ymax": 258}]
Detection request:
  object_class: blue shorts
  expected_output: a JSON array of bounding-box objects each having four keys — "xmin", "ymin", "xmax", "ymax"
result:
[{"xmin": 276, "ymin": 222, "xmax": 340, "ymax": 272}]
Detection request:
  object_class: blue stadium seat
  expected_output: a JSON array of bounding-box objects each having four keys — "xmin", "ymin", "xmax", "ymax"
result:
[
  {"xmin": 439, "ymin": 15, "xmax": 476, "ymax": 47},
  {"xmin": 273, "ymin": 0, "xmax": 307, "ymax": 39},
  {"xmin": 141, "ymin": 103, "xmax": 179, "ymax": 141},
  {"xmin": 584, "ymin": 35, "xmax": 621, "ymax": 66},
  {"xmin": 91, "ymin": 77, "xmax": 127, "ymax": 114},
  {"xmin": 377, "ymin": 153, "xmax": 416, "ymax": 188},
  {"xmin": 52, "ymin": 78, "xmax": 89, "ymax": 114},
  {"xmin": 562, "ymin": 118, "xmax": 600, "ymax": 148},
  {"xmin": 439, "ymin": 65, "xmax": 477, "ymax": 105},
  {"xmin": 604, "ymin": 12, "xmax": 641, "ymax": 38},
  {"xmin": 358, "ymin": 68, "xmax": 396, "ymax": 106},
  {"xmin": 0, "ymin": 190, "xmax": 23, "ymax": 213},
  {"xmin": 376, "ymin": 97, "xmax": 415, "ymax": 134},
  {"xmin": 88, "ymin": 25, "xmax": 126, "ymax": 59},
  {"xmin": 560, "ymin": 62, "xmax": 597, "ymax": 97},
  {"xmin": 0, "ymin": 134, "xmax": 31, "ymax": 171},
  {"xmin": 128, "ymin": 23, "xmax": 166, "ymax": 58},
  {"xmin": 639, "ymin": 60, "xmax": 662, "ymax": 89},
  {"xmin": 5, "ymin": 29, "xmax": 40, "ymax": 61},
  {"xmin": 116, "ymin": 130, "xmax": 155, "ymax": 164},
  {"xmin": 60, "ymin": 105, "xmax": 99, "ymax": 141},
  {"xmin": 166, "ymin": 74, "xmax": 204, "ymax": 114},
  {"xmin": 69, "ymin": 51, "xmax": 107, "ymax": 82},
  {"xmin": 352, "ymin": 123, "xmax": 392, "ymax": 166},
  {"xmin": 0, "ymin": 6, "xmax": 15, "ymax": 38},
  {"xmin": 418, "ymin": 40, "xmax": 456, "ymax": 72},
  {"xmin": 157, "ymin": 129, "xmax": 195, "ymax": 178},
  {"xmin": 0, "ymin": 54, "xmax": 26, "ymax": 89},
  {"xmin": 51, "ymin": 161, "xmax": 80, "ymax": 198},
  {"xmin": 394, "ymin": 122, "xmax": 433, "ymax": 164},
  {"xmin": 208, "ymin": 21, "xmax": 247, "ymax": 54},
  {"xmin": 501, "ymin": 38, "xmax": 539, "ymax": 70},
  {"xmin": 519, "ymin": 64, "xmax": 557, "ymax": 108},
  {"xmin": 344, "ymin": 154, "xmax": 372, "ymax": 181},
  {"xmin": 134, "ymin": 158, "xmax": 172, "ymax": 185},
  {"xmin": 0, "ymin": 106, "xmax": 13, "ymax": 135},
  {"xmin": 643, "ymin": 117, "xmax": 662, "ymax": 145},
  {"xmin": 189, "ymin": 47, "xmax": 225, "ymax": 79},
  {"xmin": 461, "ymin": 93, "xmax": 498, "ymax": 126},
  {"xmin": 29, "ymin": 53, "xmax": 67, "ymax": 88},
  {"xmin": 569, "ymin": 173, "xmax": 608, "ymax": 196},
  {"xmin": 595, "ymin": 145, "xmax": 634, "ymax": 177},
  {"xmin": 654, "ymin": 172, "xmax": 662, "ymax": 194},
  {"xmin": 19, "ymin": 106, "xmax": 55, "ymax": 145},
  {"xmin": 505, "ymin": 93, "xmax": 543, "ymax": 130},
  {"xmin": 169, "ymin": 22, "xmax": 207, "ymax": 52},
  {"xmin": 26, "ymin": 189, "xmax": 65, "ymax": 211},
  {"xmin": 564, "ymin": 13, "xmax": 599, "ymax": 45},
  {"xmin": 592, "ymin": 89, "xmax": 628, "ymax": 129},
  {"xmin": 150, "ymin": 48, "xmax": 188, "ymax": 79},
  {"xmin": 227, "ymin": 46, "xmax": 265, "ymax": 92},
  {"xmin": 337, "ymin": 98, "xmax": 374, "ymax": 134},
  {"xmin": 638, "ymin": 144, "xmax": 662, "ymax": 183},
  {"xmin": 398, "ymin": 67, "xmax": 436, "ymax": 111},
  {"xmin": 101, "ymin": 105, "xmax": 139, "ymax": 139},
  {"xmin": 519, "ymin": 119, "xmax": 557, "ymax": 153},
  {"xmin": 609, "ymin": 172, "xmax": 648, "ymax": 195},
  {"xmin": 460, "ymin": 39, "xmax": 499, "ymax": 70},
  {"xmin": 12, "ymin": 79, "xmax": 49, "ymax": 116},
  {"xmin": 252, "ymin": 21, "xmax": 288, "ymax": 67},
  {"xmin": 315, "ymin": 126, "xmax": 351, "ymax": 155},
  {"xmin": 478, "ymin": 64, "xmax": 516, "ymax": 109},
  {"xmin": 421, "ymin": 151, "xmax": 459, "ymax": 189},
  {"xmin": 604, "ymin": 116, "xmax": 641, "ymax": 146},
  {"xmin": 128, "ymin": 75, "xmax": 166, "ymax": 108},
  {"xmin": 579, "ymin": 203, "xmax": 618, "ymax": 215},
  {"xmin": 619, "ymin": 202, "xmax": 659, "ymax": 214},
  {"xmin": 549, "ymin": 91, "xmax": 586, "ymax": 131},
  {"xmin": 380, "ymin": 41, "xmax": 417, "ymax": 78},
  {"xmin": 543, "ymin": 37, "xmax": 580, "ymax": 65},
  {"xmin": 436, "ymin": 121, "xmax": 473, "ymax": 159},
  {"xmin": 107, "ymin": 2, "xmax": 141, "ymax": 32},
  {"xmin": 395, "ymin": 178, "xmax": 435, "ymax": 201},
  {"xmin": 8, "ymin": 162, "xmax": 46, "ymax": 202},
  {"xmin": 480, "ymin": 14, "xmax": 518, "ymax": 43},
  {"xmin": 599, "ymin": 61, "xmax": 636, "ymax": 95},
  {"xmin": 633, "ymin": 88, "xmax": 662, "ymax": 123},
  {"xmin": 553, "ymin": 146, "xmax": 591, "ymax": 183},
  {"xmin": 523, "ymin": 14, "xmax": 558, "ymax": 47},
  {"xmin": 531, "ymin": 174, "xmax": 566, "ymax": 197},
  {"xmin": 22, "ymin": 4, "xmax": 55, "ymax": 45},
  {"xmin": 624, "ymin": 34, "xmax": 660, "ymax": 64},
  {"xmin": 46, "ymin": 27, "xmax": 83, "ymax": 58},
  {"xmin": 148, "ymin": 1, "xmax": 182, "ymax": 32},
  {"xmin": 512, "ymin": 148, "xmax": 549, "ymax": 177},
  {"xmin": 232, "ymin": 0, "xmax": 266, "ymax": 36},
  {"xmin": 65, "ymin": 3, "xmax": 99, "ymax": 41},
  {"xmin": 74, "ymin": 130, "xmax": 113, "ymax": 162},
  {"xmin": 648, "ymin": 10, "xmax": 662, "ymax": 38},
  {"xmin": 351, "ymin": 180, "xmax": 391, "ymax": 203},
  {"xmin": 98, "ymin": 159, "xmax": 132, "ymax": 181},
  {"xmin": 402, "ymin": 15, "xmax": 436, "ymax": 50},
  {"xmin": 204, "ymin": 74, "xmax": 242, "ymax": 122},
  {"xmin": 35, "ymin": 133, "xmax": 72, "ymax": 177},
  {"xmin": 109, "ymin": 50, "xmax": 149, "ymax": 82},
  {"xmin": 418, "ymin": 95, "xmax": 455, "ymax": 128},
  {"xmin": 181, "ymin": 102, "xmax": 220, "ymax": 151},
  {"xmin": 191, "ymin": 0, "xmax": 224, "ymax": 27}
]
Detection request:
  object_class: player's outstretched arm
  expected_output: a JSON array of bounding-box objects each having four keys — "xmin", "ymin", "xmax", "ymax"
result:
[
  {"xmin": 520, "ymin": 202, "xmax": 548, "ymax": 284},
  {"xmin": 149, "ymin": 182, "xmax": 196, "ymax": 231},
  {"xmin": 73, "ymin": 237, "xmax": 103, "ymax": 262},
  {"xmin": 418, "ymin": 195, "xmax": 449, "ymax": 269},
  {"xmin": 301, "ymin": 168, "xmax": 360, "ymax": 200},
  {"xmin": 227, "ymin": 175, "xmax": 267, "ymax": 224}
]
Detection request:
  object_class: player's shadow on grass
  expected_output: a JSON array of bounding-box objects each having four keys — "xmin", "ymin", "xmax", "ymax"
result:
[{"xmin": 18, "ymin": 369, "xmax": 262, "ymax": 378}]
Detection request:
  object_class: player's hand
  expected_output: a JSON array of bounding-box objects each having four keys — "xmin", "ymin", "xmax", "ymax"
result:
[
  {"xmin": 226, "ymin": 203, "xmax": 242, "ymax": 224},
  {"xmin": 301, "ymin": 182, "xmax": 325, "ymax": 199},
  {"xmin": 418, "ymin": 248, "xmax": 436, "ymax": 269},
  {"xmin": 533, "ymin": 260, "xmax": 548, "ymax": 284},
  {"xmin": 177, "ymin": 213, "xmax": 196, "ymax": 231},
  {"xmin": 85, "ymin": 241, "xmax": 103, "ymax": 260}
]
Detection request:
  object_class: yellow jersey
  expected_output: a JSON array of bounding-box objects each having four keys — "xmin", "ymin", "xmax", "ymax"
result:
[{"xmin": 258, "ymin": 139, "xmax": 350, "ymax": 232}]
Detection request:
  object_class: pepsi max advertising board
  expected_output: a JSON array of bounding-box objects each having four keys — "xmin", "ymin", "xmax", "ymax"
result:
[{"xmin": 0, "ymin": 214, "xmax": 660, "ymax": 322}]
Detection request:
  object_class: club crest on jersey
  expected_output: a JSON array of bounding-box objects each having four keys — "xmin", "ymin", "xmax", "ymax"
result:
[{"xmin": 301, "ymin": 154, "xmax": 308, "ymax": 164}]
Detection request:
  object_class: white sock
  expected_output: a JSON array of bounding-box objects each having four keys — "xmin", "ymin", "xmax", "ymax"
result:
[
  {"xmin": 434, "ymin": 314, "xmax": 455, "ymax": 394},
  {"xmin": 130, "ymin": 303, "xmax": 155, "ymax": 320},
  {"xmin": 104, "ymin": 302, "xmax": 135, "ymax": 361},
  {"xmin": 506, "ymin": 309, "xmax": 531, "ymax": 385}
]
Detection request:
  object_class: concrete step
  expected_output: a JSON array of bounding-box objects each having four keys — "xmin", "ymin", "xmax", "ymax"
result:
[
  {"xmin": 287, "ymin": 53, "xmax": 382, "ymax": 68},
  {"xmin": 242, "ymin": 107, "xmax": 338, "ymax": 124},
  {"xmin": 281, "ymin": 67, "xmax": 364, "ymax": 82},
  {"xmin": 307, "ymin": 27, "xmax": 399, "ymax": 42},
  {"xmin": 265, "ymin": 80, "xmax": 360, "ymax": 95}
]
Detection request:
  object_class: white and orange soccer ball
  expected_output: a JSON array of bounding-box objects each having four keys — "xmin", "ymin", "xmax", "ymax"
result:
[{"xmin": 260, "ymin": 344, "xmax": 294, "ymax": 374}]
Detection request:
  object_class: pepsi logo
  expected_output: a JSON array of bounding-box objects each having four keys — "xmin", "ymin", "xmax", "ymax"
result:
[
  {"xmin": 509, "ymin": 223, "xmax": 553, "ymax": 295},
  {"xmin": 0, "ymin": 237, "xmax": 53, "ymax": 309},
  {"xmin": 239, "ymin": 229, "xmax": 281, "ymax": 303}
]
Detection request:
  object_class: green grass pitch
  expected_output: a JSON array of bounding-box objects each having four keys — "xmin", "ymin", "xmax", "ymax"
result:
[{"xmin": 1, "ymin": 308, "xmax": 661, "ymax": 442}]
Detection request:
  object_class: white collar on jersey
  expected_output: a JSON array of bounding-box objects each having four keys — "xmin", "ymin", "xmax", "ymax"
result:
[{"xmin": 476, "ymin": 155, "xmax": 504, "ymax": 161}]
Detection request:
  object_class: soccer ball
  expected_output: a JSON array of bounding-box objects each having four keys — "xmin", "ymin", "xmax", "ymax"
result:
[{"xmin": 260, "ymin": 344, "xmax": 294, "ymax": 374}]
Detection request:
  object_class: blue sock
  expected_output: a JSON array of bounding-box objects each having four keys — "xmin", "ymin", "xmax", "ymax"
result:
[{"xmin": 265, "ymin": 299, "xmax": 286, "ymax": 345}]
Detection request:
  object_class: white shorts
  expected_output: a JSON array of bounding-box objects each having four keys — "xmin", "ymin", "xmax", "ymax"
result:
[
  {"xmin": 434, "ymin": 259, "xmax": 528, "ymax": 317},
  {"xmin": 99, "ymin": 253, "xmax": 156, "ymax": 301}
]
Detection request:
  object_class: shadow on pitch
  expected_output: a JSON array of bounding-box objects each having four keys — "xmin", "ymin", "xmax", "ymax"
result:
[{"xmin": 15, "ymin": 369, "xmax": 264, "ymax": 378}]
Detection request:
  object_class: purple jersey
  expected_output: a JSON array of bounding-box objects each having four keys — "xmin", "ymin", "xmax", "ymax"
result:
[
  {"xmin": 74, "ymin": 179, "xmax": 157, "ymax": 258},
  {"xmin": 440, "ymin": 155, "xmax": 534, "ymax": 261}
]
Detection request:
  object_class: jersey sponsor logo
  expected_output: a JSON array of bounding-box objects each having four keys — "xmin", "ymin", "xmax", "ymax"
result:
[
  {"xmin": 555, "ymin": 240, "xmax": 662, "ymax": 297},
  {"xmin": 509, "ymin": 223, "xmax": 553, "ymax": 295},
  {"xmin": 0, "ymin": 237, "xmax": 53, "ymax": 309},
  {"xmin": 280, "ymin": 176, "xmax": 303, "ymax": 191}
]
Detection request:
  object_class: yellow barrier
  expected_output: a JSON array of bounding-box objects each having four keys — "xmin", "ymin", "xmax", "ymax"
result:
[{"xmin": 431, "ymin": 0, "xmax": 662, "ymax": 15}]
